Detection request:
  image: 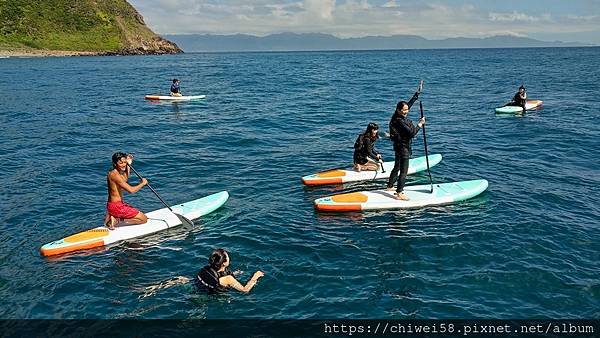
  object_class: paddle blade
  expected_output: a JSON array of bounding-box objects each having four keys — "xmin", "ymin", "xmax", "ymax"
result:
[{"xmin": 176, "ymin": 214, "xmax": 194, "ymax": 229}]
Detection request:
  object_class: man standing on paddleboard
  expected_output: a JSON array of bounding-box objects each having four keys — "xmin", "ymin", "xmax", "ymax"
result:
[
  {"xmin": 104, "ymin": 152, "xmax": 148, "ymax": 230},
  {"xmin": 386, "ymin": 81, "xmax": 426, "ymax": 201}
]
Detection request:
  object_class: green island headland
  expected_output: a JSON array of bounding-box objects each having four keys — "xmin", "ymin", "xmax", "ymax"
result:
[{"xmin": 0, "ymin": 0, "xmax": 181, "ymax": 57}]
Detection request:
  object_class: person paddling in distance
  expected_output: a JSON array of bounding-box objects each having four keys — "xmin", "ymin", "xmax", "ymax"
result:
[
  {"xmin": 353, "ymin": 122, "xmax": 383, "ymax": 172},
  {"xmin": 505, "ymin": 85, "xmax": 527, "ymax": 111},
  {"xmin": 386, "ymin": 80, "xmax": 426, "ymax": 201},
  {"xmin": 196, "ymin": 248, "xmax": 264, "ymax": 294},
  {"xmin": 170, "ymin": 78, "xmax": 182, "ymax": 97},
  {"xmin": 514, "ymin": 85, "xmax": 527, "ymax": 111},
  {"xmin": 104, "ymin": 152, "xmax": 149, "ymax": 230}
]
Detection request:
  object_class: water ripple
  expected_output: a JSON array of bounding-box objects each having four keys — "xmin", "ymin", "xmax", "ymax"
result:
[{"xmin": 0, "ymin": 48, "xmax": 599, "ymax": 319}]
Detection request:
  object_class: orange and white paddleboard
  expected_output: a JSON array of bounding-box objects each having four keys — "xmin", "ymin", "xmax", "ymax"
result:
[
  {"xmin": 495, "ymin": 100, "xmax": 543, "ymax": 113},
  {"xmin": 314, "ymin": 179, "xmax": 488, "ymax": 212},
  {"xmin": 301, "ymin": 154, "xmax": 442, "ymax": 186},
  {"xmin": 40, "ymin": 191, "xmax": 229, "ymax": 257},
  {"xmin": 144, "ymin": 95, "xmax": 206, "ymax": 101}
]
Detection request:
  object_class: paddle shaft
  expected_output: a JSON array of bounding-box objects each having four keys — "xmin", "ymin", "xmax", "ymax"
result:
[
  {"xmin": 419, "ymin": 101, "xmax": 433, "ymax": 193},
  {"xmin": 127, "ymin": 164, "xmax": 195, "ymax": 228},
  {"xmin": 128, "ymin": 165, "xmax": 175, "ymax": 212},
  {"xmin": 127, "ymin": 164, "xmax": 195, "ymax": 227}
]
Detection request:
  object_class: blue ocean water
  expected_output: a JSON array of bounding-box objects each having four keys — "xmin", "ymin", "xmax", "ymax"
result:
[{"xmin": 0, "ymin": 48, "xmax": 598, "ymax": 319}]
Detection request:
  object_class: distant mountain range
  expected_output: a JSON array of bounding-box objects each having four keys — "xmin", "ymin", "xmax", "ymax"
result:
[{"xmin": 164, "ymin": 32, "xmax": 588, "ymax": 52}]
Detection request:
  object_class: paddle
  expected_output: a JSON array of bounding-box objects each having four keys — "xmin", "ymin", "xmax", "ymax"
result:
[
  {"xmin": 419, "ymin": 100, "xmax": 434, "ymax": 193},
  {"xmin": 128, "ymin": 164, "xmax": 195, "ymax": 230},
  {"xmin": 367, "ymin": 157, "xmax": 385, "ymax": 180}
]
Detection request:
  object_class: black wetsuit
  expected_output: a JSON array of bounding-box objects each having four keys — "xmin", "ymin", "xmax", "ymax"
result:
[
  {"xmin": 508, "ymin": 92, "xmax": 527, "ymax": 111},
  {"xmin": 387, "ymin": 91, "xmax": 421, "ymax": 193},
  {"xmin": 195, "ymin": 265, "xmax": 232, "ymax": 294},
  {"xmin": 353, "ymin": 133, "xmax": 380, "ymax": 165}
]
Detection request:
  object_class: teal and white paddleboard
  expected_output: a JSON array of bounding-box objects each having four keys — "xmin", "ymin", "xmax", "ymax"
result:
[
  {"xmin": 145, "ymin": 95, "xmax": 206, "ymax": 101},
  {"xmin": 40, "ymin": 191, "xmax": 229, "ymax": 256},
  {"xmin": 495, "ymin": 100, "xmax": 543, "ymax": 114},
  {"xmin": 314, "ymin": 180, "xmax": 488, "ymax": 212},
  {"xmin": 302, "ymin": 154, "xmax": 442, "ymax": 186}
]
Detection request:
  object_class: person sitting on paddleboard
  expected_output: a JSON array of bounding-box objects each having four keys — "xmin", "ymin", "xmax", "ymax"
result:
[
  {"xmin": 353, "ymin": 122, "xmax": 382, "ymax": 172},
  {"xmin": 195, "ymin": 248, "xmax": 264, "ymax": 294},
  {"xmin": 386, "ymin": 81, "xmax": 426, "ymax": 201},
  {"xmin": 506, "ymin": 85, "xmax": 527, "ymax": 111},
  {"xmin": 104, "ymin": 152, "xmax": 148, "ymax": 230},
  {"xmin": 170, "ymin": 79, "xmax": 182, "ymax": 97}
]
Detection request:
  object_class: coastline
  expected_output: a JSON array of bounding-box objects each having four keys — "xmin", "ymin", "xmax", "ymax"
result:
[
  {"xmin": 0, "ymin": 47, "xmax": 183, "ymax": 58},
  {"xmin": 0, "ymin": 48, "xmax": 100, "ymax": 58}
]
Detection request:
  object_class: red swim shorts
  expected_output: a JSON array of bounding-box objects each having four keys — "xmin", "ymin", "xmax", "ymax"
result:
[{"xmin": 107, "ymin": 201, "xmax": 140, "ymax": 219}]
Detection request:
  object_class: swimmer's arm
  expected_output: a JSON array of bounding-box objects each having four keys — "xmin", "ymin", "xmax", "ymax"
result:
[{"xmin": 220, "ymin": 271, "xmax": 264, "ymax": 293}]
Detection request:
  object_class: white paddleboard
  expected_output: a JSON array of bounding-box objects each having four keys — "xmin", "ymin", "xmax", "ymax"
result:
[
  {"xmin": 145, "ymin": 95, "xmax": 206, "ymax": 101},
  {"xmin": 302, "ymin": 154, "xmax": 442, "ymax": 186},
  {"xmin": 40, "ymin": 191, "xmax": 229, "ymax": 256},
  {"xmin": 314, "ymin": 179, "xmax": 488, "ymax": 212},
  {"xmin": 495, "ymin": 100, "xmax": 543, "ymax": 113}
]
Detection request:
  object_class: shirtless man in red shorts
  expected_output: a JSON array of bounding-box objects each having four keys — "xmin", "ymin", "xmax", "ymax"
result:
[{"xmin": 104, "ymin": 152, "xmax": 149, "ymax": 230}]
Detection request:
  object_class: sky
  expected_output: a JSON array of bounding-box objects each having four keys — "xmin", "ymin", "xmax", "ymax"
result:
[{"xmin": 129, "ymin": 0, "xmax": 600, "ymax": 44}]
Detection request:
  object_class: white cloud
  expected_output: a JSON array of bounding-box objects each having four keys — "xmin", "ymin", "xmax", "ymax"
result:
[
  {"xmin": 382, "ymin": 0, "xmax": 398, "ymax": 8},
  {"xmin": 339, "ymin": 0, "xmax": 372, "ymax": 11},
  {"xmin": 302, "ymin": 0, "xmax": 336, "ymax": 20},
  {"xmin": 566, "ymin": 14, "xmax": 599, "ymax": 20},
  {"xmin": 488, "ymin": 11, "xmax": 551, "ymax": 23},
  {"xmin": 265, "ymin": 3, "xmax": 303, "ymax": 18}
]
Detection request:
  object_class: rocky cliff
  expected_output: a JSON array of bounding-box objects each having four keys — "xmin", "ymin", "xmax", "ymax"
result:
[{"xmin": 0, "ymin": 0, "xmax": 181, "ymax": 56}]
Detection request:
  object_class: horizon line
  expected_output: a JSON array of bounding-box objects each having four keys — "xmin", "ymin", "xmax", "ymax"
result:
[{"xmin": 177, "ymin": 45, "xmax": 600, "ymax": 53}]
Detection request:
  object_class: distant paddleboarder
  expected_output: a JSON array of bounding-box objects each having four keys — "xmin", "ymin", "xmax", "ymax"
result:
[
  {"xmin": 386, "ymin": 81, "xmax": 426, "ymax": 201},
  {"xmin": 104, "ymin": 152, "xmax": 148, "ymax": 230},
  {"xmin": 170, "ymin": 78, "xmax": 182, "ymax": 97},
  {"xmin": 353, "ymin": 122, "xmax": 383, "ymax": 172},
  {"xmin": 505, "ymin": 85, "xmax": 527, "ymax": 112}
]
